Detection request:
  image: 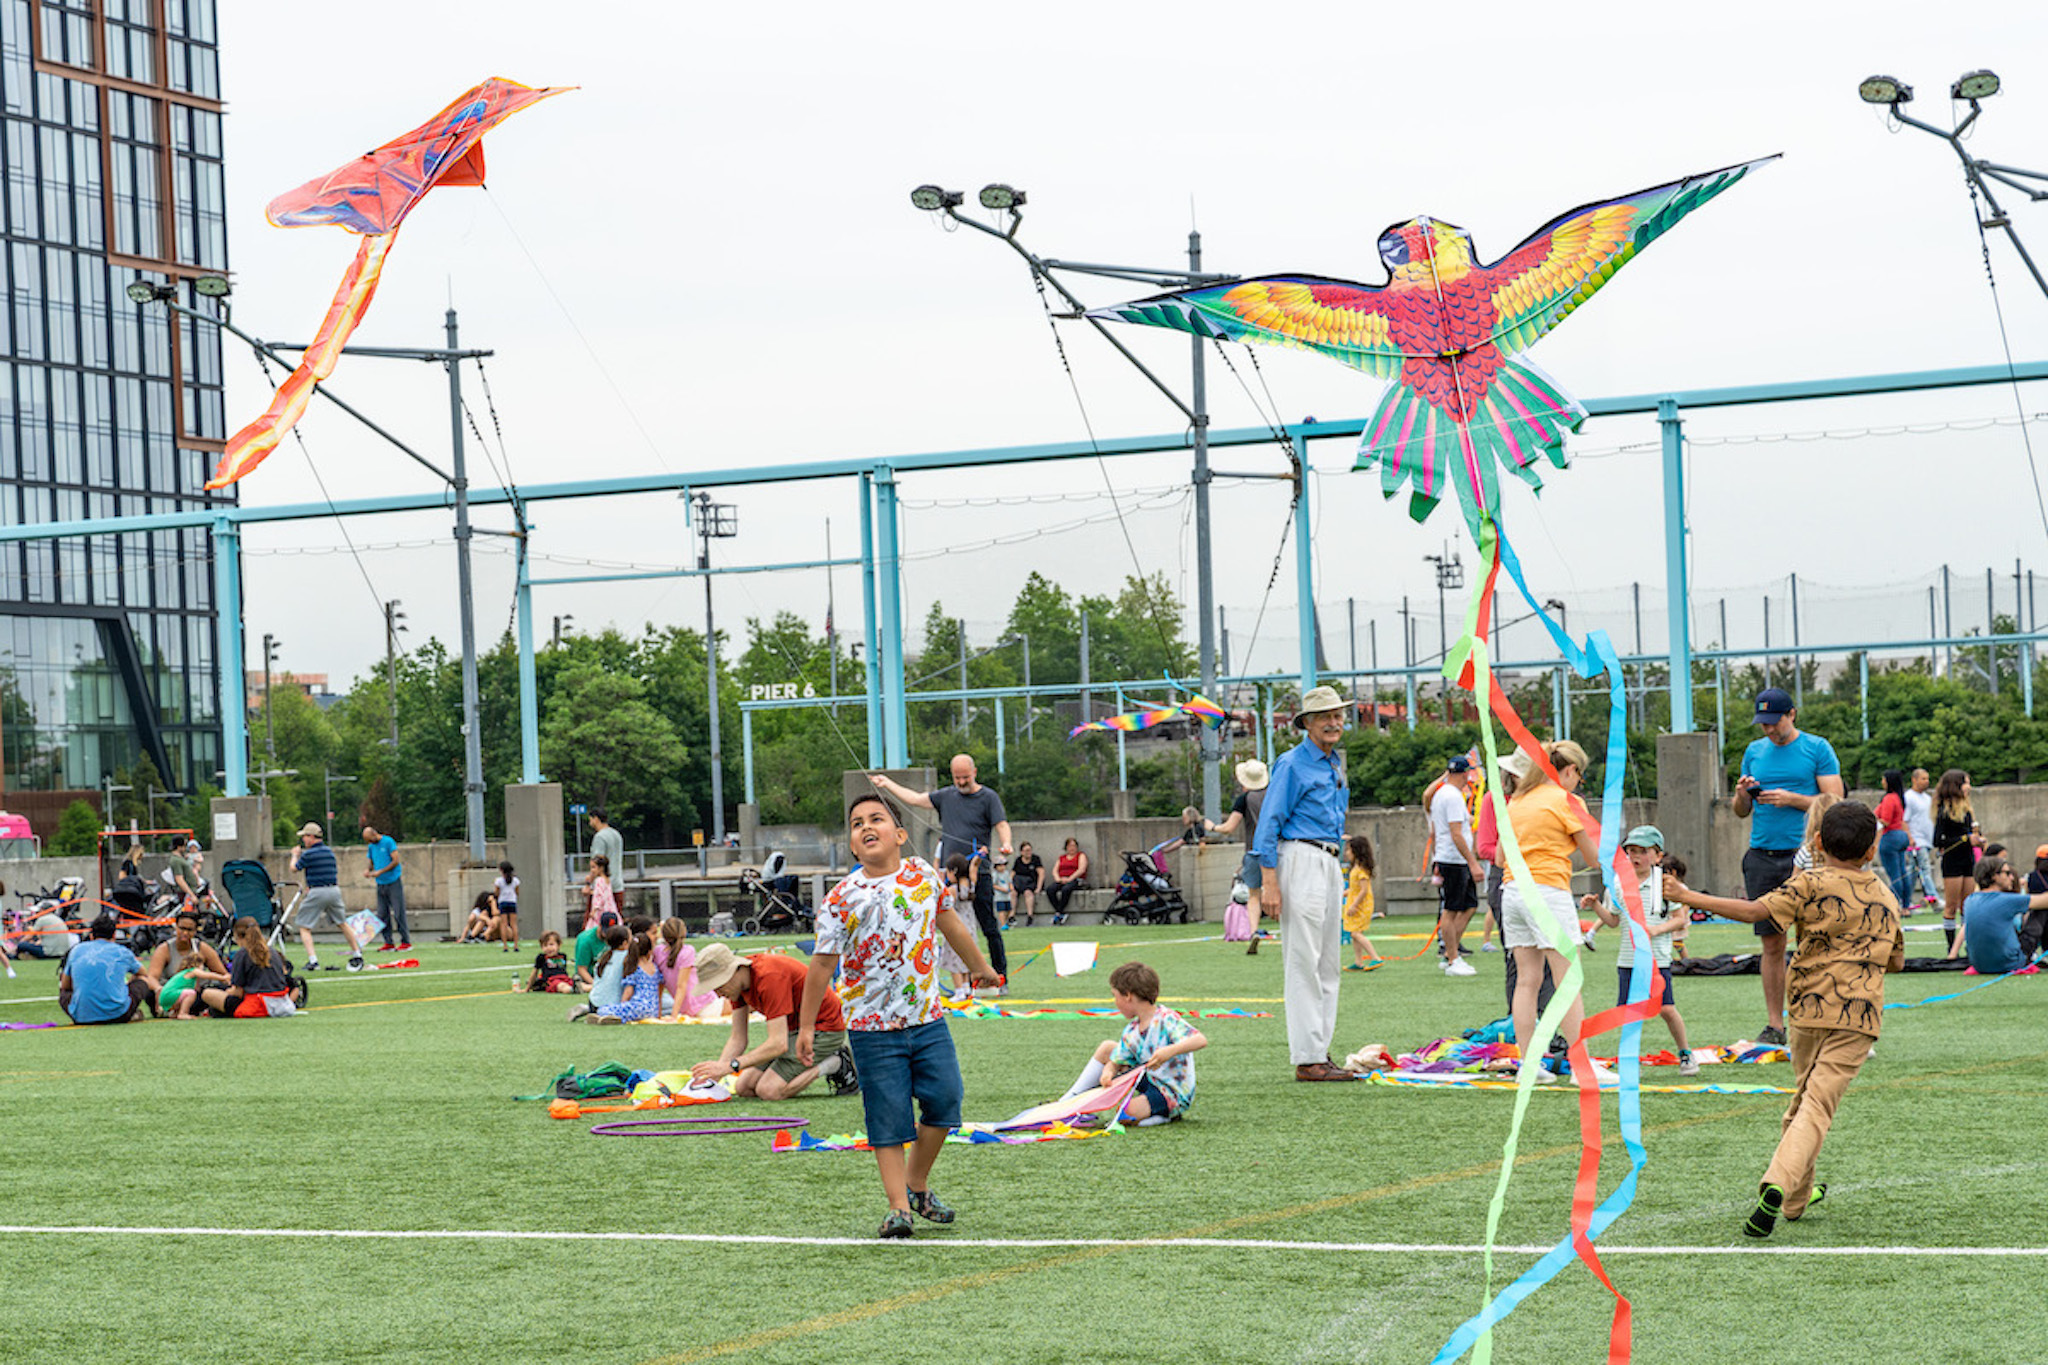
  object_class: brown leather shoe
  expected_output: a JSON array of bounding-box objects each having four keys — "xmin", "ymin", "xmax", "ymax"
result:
[
  {"xmin": 1294, "ymin": 1062, "xmax": 1358, "ymax": 1082},
  {"xmin": 1246, "ymin": 940, "xmax": 1259, "ymax": 955}
]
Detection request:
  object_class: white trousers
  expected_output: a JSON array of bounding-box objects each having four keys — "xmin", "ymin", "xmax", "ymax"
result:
[{"xmin": 1279, "ymin": 841, "xmax": 1346, "ymax": 1066}]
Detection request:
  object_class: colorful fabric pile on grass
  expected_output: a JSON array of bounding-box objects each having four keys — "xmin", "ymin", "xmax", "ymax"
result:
[
  {"xmin": 941, "ymin": 1001, "xmax": 1270, "ymax": 1021},
  {"xmin": 1369, "ymin": 1072, "xmax": 1793, "ymax": 1095},
  {"xmin": 772, "ymin": 1121, "xmax": 1119, "ymax": 1153},
  {"xmin": 1378, "ymin": 1035, "xmax": 1791, "ymax": 1093}
]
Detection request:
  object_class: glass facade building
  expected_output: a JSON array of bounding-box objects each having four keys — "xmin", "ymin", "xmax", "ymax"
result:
[{"xmin": 0, "ymin": 0, "xmax": 228, "ymax": 796}]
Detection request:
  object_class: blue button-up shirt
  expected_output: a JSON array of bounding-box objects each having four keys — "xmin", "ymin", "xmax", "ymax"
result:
[{"xmin": 1252, "ymin": 739, "xmax": 1349, "ymax": 868}]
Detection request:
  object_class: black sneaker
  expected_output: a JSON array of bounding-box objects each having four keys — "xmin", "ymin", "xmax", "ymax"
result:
[
  {"xmin": 879, "ymin": 1209, "xmax": 914, "ymax": 1239},
  {"xmin": 1786, "ymin": 1183, "xmax": 1826, "ymax": 1221},
  {"xmin": 1757, "ymin": 1026, "xmax": 1787, "ymax": 1047},
  {"xmin": 907, "ymin": 1187, "xmax": 955, "ymax": 1224},
  {"xmin": 827, "ymin": 1051, "xmax": 860, "ymax": 1096},
  {"xmin": 1744, "ymin": 1183, "xmax": 1784, "ymax": 1238}
]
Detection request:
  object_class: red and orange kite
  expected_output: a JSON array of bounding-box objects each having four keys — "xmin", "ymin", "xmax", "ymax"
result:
[{"xmin": 208, "ymin": 77, "xmax": 568, "ymax": 489}]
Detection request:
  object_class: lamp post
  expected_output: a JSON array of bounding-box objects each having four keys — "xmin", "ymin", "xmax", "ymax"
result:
[
  {"xmin": 1859, "ymin": 69, "xmax": 2048, "ymax": 305},
  {"xmin": 551, "ymin": 614, "xmax": 574, "ymax": 649},
  {"xmin": 101, "ymin": 776, "xmax": 132, "ymax": 827},
  {"xmin": 1424, "ymin": 545, "xmax": 1464, "ymax": 720},
  {"xmin": 911, "ymin": 183, "xmax": 1251, "ymax": 820},
  {"xmin": 261, "ymin": 633, "xmax": 282, "ymax": 764},
  {"xmin": 382, "ymin": 600, "xmax": 406, "ymax": 752},
  {"xmin": 325, "ymin": 769, "xmax": 357, "ymax": 845},
  {"xmin": 692, "ymin": 491, "xmax": 739, "ymax": 843},
  {"xmin": 1006, "ymin": 632, "xmax": 1032, "ymax": 740}
]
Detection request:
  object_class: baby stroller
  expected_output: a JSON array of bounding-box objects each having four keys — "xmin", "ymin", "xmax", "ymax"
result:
[
  {"xmin": 215, "ymin": 859, "xmax": 298, "ymax": 952},
  {"xmin": 1105, "ymin": 849, "xmax": 1189, "ymax": 925},
  {"xmin": 736, "ymin": 852, "xmax": 814, "ymax": 935}
]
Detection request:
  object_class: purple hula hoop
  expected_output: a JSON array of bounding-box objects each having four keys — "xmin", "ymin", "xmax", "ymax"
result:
[{"xmin": 588, "ymin": 1115, "xmax": 810, "ymax": 1137}]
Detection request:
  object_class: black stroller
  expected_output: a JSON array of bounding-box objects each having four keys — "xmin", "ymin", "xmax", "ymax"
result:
[
  {"xmin": 1104, "ymin": 850, "xmax": 1190, "ymax": 925},
  {"xmin": 736, "ymin": 852, "xmax": 814, "ymax": 935},
  {"xmin": 215, "ymin": 859, "xmax": 298, "ymax": 952}
]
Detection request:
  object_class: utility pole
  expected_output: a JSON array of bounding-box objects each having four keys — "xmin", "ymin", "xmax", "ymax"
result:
[
  {"xmin": 826, "ymin": 519, "xmax": 838, "ymax": 713},
  {"xmin": 958, "ymin": 617, "xmax": 969, "ymax": 733},
  {"xmin": 551, "ymin": 613, "xmax": 573, "ymax": 650},
  {"xmin": 1425, "ymin": 543, "xmax": 1464, "ymax": 715},
  {"xmin": 446, "ymin": 310, "xmax": 487, "ymax": 865},
  {"xmin": 325, "ymin": 769, "xmax": 356, "ymax": 844},
  {"xmin": 1079, "ymin": 609, "xmax": 1092, "ymax": 723},
  {"xmin": 261, "ymin": 632, "xmax": 281, "ymax": 764},
  {"xmin": 693, "ymin": 491, "xmax": 738, "ymax": 843},
  {"xmin": 382, "ymin": 601, "xmax": 405, "ymax": 752}
]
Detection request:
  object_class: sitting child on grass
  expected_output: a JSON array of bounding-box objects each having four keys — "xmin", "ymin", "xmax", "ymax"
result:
[
  {"xmin": 567, "ymin": 925, "xmax": 630, "ymax": 1021},
  {"xmin": 200, "ymin": 917, "xmax": 300, "ymax": 1018},
  {"xmin": 459, "ymin": 891, "xmax": 496, "ymax": 944},
  {"xmin": 652, "ymin": 917, "xmax": 720, "ymax": 1019},
  {"xmin": 1579, "ymin": 825, "xmax": 1696, "ymax": 1076},
  {"xmin": 1663, "ymin": 801, "xmax": 1904, "ymax": 1237},
  {"xmin": 520, "ymin": 931, "xmax": 577, "ymax": 994},
  {"xmin": 1061, "ymin": 961, "xmax": 1208, "ymax": 1125},
  {"xmin": 591, "ymin": 932, "xmax": 659, "ymax": 1025}
]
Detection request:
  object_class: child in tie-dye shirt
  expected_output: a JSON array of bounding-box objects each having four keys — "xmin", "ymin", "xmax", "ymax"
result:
[
  {"xmin": 1062, "ymin": 961, "xmax": 1208, "ymax": 1123},
  {"xmin": 801, "ymin": 793, "xmax": 997, "ymax": 1239}
]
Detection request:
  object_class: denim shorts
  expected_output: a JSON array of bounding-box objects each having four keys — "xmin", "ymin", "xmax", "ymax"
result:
[
  {"xmin": 1239, "ymin": 852, "xmax": 1264, "ymax": 891},
  {"xmin": 1616, "ymin": 963, "xmax": 1676, "ymax": 1008},
  {"xmin": 1133, "ymin": 1072, "xmax": 1177, "ymax": 1119},
  {"xmin": 846, "ymin": 1018, "xmax": 964, "ymax": 1148}
]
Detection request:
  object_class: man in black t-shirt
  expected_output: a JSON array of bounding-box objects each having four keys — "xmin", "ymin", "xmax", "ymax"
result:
[
  {"xmin": 1201, "ymin": 759, "xmax": 1270, "ymax": 955},
  {"xmin": 869, "ymin": 757, "xmax": 1013, "ymax": 988}
]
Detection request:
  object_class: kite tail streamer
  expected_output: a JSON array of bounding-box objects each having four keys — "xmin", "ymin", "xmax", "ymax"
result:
[
  {"xmin": 207, "ymin": 233, "xmax": 395, "ymax": 489},
  {"xmin": 1431, "ymin": 517, "xmax": 1667, "ymax": 1365}
]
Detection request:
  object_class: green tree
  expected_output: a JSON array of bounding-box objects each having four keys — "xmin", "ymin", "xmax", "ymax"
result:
[
  {"xmin": 50, "ymin": 798, "xmax": 102, "ymax": 856},
  {"xmin": 540, "ymin": 663, "xmax": 688, "ymax": 828}
]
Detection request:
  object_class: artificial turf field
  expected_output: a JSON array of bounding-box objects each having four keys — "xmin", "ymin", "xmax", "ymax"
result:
[{"xmin": 3, "ymin": 913, "xmax": 2045, "ymax": 1365}]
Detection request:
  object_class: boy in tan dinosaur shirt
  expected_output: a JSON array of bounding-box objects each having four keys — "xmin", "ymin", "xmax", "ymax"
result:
[{"xmin": 1664, "ymin": 800, "xmax": 1905, "ymax": 1237}]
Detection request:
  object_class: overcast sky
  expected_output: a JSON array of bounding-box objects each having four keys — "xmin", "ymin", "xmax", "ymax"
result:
[{"xmin": 213, "ymin": 1, "xmax": 2048, "ymax": 698}]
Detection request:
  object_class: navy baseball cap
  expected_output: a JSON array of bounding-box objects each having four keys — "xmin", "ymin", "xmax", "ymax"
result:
[
  {"xmin": 1753, "ymin": 687, "xmax": 1795, "ymax": 723},
  {"xmin": 1446, "ymin": 755, "xmax": 1472, "ymax": 773}
]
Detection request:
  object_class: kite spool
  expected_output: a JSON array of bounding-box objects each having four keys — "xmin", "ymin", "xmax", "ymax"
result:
[{"xmin": 588, "ymin": 1115, "xmax": 809, "ymax": 1138}]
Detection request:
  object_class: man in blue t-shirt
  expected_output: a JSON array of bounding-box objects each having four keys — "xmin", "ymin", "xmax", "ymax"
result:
[
  {"xmin": 1961, "ymin": 856, "xmax": 2048, "ymax": 975},
  {"xmin": 362, "ymin": 822, "xmax": 410, "ymax": 951},
  {"xmin": 1736, "ymin": 687, "xmax": 1844, "ymax": 1045},
  {"xmin": 59, "ymin": 915, "xmax": 150, "ymax": 1024}
]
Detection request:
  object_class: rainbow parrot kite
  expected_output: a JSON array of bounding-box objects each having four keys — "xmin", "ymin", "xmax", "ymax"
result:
[
  {"xmin": 208, "ymin": 77, "xmax": 569, "ymax": 489},
  {"xmin": 1090, "ymin": 159, "xmax": 1775, "ymax": 1365},
  {"xmin": 1088, "ymin": 159, "xmax": 1773, "ymax": 536},
  {"xmin": 1068, "ymin": 693, "xmax": 1227, "ymax": 738}
]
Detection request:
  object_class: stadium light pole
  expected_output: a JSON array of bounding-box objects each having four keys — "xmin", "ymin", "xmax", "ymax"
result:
[
  {"xmin": 1859, "ymin": 69, "xmax": 2048, "ymax": 305},
  {"xmin": 693, "ymin": 491, "xmax": 739, "ymax": 844},
  {"xmin": 909, "ymin": 183, "xmax": 1269, "ymax": 821}
]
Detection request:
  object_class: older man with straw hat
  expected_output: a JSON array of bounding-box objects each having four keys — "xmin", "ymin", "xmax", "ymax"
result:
[{"xmin": 1250, "ymin": 686, "xmax": 1357, "ymax": 1081}]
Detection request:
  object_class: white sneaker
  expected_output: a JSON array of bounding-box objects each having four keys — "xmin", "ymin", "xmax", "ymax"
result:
[
  {"xmin": 347, "ymin": 955, "xmax": 364, "ymax": 972},
  {"xmin": 1582, "ymin": 1060, "xmax": 1621, "ymax": 1086},
  {"xmin": 1480, "ymin": 942, "xmax": 1500, "ymax": 953},
  {"xmin": 1677, "ymin": 1052, "xmax": 1700, "ymax": 1077},
  {"xmin": 1519, "ymin": 1064, "xmax": 1558, "ymax": 1085},
  {"xmin": 1444, "ymin": 958, "xmax": 1477, "ymax": 977}
]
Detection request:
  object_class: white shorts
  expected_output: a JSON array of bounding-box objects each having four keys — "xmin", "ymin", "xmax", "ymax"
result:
[{"xmin": 1500, "ymin": 881, "xmax": 1581, "ymax": 952}]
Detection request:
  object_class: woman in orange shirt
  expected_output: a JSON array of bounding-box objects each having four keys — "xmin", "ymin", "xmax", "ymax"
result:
[{"xmin": 1500, "ymin": 740, "xmax": 1612, "ymax": 1085}]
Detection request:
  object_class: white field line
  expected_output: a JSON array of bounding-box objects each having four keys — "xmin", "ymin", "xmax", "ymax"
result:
[{"xmin": 0, "ymin": 1224, "xmax": 2040, "ymax": 1256}]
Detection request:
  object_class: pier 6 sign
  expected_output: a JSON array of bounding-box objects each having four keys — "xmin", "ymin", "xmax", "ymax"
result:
[{"xmin": 748, "ymin": 682, "xmax": 817, "ymax": 701}]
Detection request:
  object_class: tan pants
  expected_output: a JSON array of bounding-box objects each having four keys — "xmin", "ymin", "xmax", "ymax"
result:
[{"xmin": 1764, "ymin": 1025, "xmax": 1871, "ymax": 1218}]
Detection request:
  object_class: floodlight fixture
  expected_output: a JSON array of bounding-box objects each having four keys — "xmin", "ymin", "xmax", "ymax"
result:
[
  {"xmin": 125, "ymin": 279, "xmax": 175, "ymax": 304},
  {"xmin": 193, "ymin": 274, "xmax": 231, "ymax": 297},
  {"xmin": 978, "ymin": 183, "xmax": 1025, "ymax": 211},
  {"xmin": 910, "ymin": 184, "xmax": 964, "ymax": 211},
  {"xmin": 1952, "ymin": 69, "xmax": 2000, "ymax": 101},
  {"xmin": 1858, "ymin": 74, "xmax": 1912, "ymax": 105}
]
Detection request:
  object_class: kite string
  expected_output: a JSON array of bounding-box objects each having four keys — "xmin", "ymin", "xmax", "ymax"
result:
[
  {"xmin": 1031, "ymin": 270, "xmax": 1184, "ymax": 672},
  {"xmin": 244, "ymin": 345, "xmax": 386, "ymax": 616},
  {"xmin": 1963, "ymin": 177, "xmax": 2048, "ymax": 543}
]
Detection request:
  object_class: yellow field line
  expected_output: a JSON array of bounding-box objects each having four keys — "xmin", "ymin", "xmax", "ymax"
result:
[{"xmin": 303, "ymin": 989, "xmax": 512, "ymax": 1012}]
